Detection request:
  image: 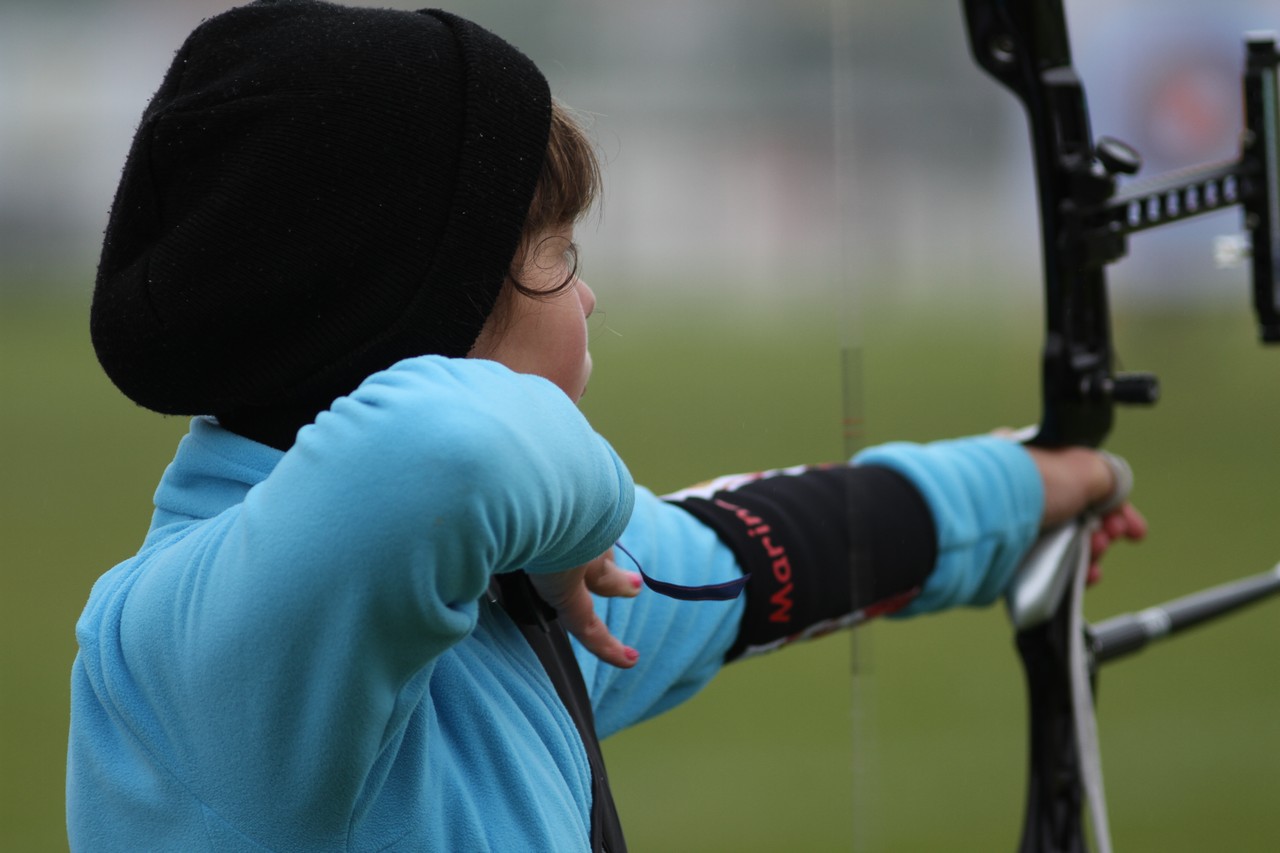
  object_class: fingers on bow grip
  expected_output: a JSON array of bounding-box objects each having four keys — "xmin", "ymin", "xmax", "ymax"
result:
[{"xmin": 1093, "ymin": 452, "xmax": 1133, "ymax": 515}]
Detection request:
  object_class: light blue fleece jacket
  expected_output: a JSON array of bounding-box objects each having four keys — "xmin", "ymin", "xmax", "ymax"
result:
[{"xmin": 67, "ymin": 355, "xmax": 1042, "ymax": 852}]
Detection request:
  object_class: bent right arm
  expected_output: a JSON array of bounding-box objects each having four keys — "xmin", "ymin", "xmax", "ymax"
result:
[{"xmin": 74, "ymin": 356, "xmax": 633, "ymax": 842}]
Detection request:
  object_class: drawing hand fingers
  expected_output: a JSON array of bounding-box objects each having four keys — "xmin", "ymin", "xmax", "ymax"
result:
[
  {"xmin": 557, "ymin": 588, "xmax": 639, "ymax": 669},
  {"xmin": 583, "ymin": 549, "xmax": 642, "ymax": 599}
]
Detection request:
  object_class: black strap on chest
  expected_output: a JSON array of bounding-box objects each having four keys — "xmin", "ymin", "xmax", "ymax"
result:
[{"xmin": 490, "ymin": 571, "xmax": 626, "ymax": 853}]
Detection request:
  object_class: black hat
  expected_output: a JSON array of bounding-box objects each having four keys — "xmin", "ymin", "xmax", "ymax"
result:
[{"xmin": 91, "ymin": 0, "xmax": 551, "ymax": 447}]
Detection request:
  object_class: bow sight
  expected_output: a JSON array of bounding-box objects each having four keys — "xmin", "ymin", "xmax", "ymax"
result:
[
  {"xmin": 959, "ymin": 2, "xmax": 1280, "ymax": 851},
  {"xmin": 963, "ymin": 0, "xmax": 1280, "ymax": 450}
]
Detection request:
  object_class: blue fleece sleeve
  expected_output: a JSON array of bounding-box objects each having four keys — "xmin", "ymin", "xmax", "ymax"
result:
[
  {"xmin": 73, "ymin": 356, "xmax": 633, "ymax": 844},
  {"xmin": 854, "ymin": 436, "xmax": 1043, "ymax": 616},
  {"xmin": 577, "ymin": 487, "xmax": 747, "ymax": 739},
  {"xmin": 579, "ymin": 437, "xmax": 1042, "ymax": 736}
]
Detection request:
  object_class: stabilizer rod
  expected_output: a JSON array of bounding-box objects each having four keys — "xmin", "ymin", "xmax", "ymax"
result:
[{"xmin": 1091, "ymin": 564, "xmax": 1280, "ymax": 664}]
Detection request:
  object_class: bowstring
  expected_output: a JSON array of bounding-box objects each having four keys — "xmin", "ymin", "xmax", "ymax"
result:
[{"xmin": 830, "ymin": 3, "xmax": 876, "ymax": 849}]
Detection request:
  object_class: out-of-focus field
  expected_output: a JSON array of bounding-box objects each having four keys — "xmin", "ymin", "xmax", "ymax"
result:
[{"xmin": 2, "ymin": 287, "xmax": 1277, "ymax": 852}]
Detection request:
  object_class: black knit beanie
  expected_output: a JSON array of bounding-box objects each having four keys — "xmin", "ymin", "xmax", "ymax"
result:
[{"xmin": 91, "ymin": 0, "xmax": 552, "ymax": 448}]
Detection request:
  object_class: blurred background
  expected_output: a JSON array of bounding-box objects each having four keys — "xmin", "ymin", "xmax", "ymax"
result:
[{"xmin": 3, "ymin": 0, "xmax": 1277, "ymax": 850}]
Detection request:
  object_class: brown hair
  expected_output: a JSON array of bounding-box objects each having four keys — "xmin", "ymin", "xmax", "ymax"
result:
[
  {"xmin": 507, "ymin": 99, "xmax": 602, "ymax": 298},
  {"xmin": 525, "ymin": 100, "xmax": 602, "ymax": 237}
]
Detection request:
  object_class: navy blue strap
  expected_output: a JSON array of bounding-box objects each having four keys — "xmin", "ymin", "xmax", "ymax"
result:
[{"xmin": 613, "ymin": 540, "xmax": 749, "ymax": 602}]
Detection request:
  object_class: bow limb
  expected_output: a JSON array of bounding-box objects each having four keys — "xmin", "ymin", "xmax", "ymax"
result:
[{"xmin": 962, "ymin": 2, "xmax": 1280, "ymax": 851}]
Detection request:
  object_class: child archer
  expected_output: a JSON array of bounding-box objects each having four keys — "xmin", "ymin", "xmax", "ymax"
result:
[{"xmin": 68, "ymin": 2, "xmax": 1145, "ymax": 850}]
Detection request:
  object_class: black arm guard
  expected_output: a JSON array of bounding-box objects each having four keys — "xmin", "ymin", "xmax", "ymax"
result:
[{"xmin": 667, "ymin": 464, "xmax": 937, "ymax": 661}]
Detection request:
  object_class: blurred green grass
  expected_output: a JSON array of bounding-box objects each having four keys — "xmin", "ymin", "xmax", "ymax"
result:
[{"xmin": 3, "ymin": 287, "xmax": 1277, "ymax": 852}]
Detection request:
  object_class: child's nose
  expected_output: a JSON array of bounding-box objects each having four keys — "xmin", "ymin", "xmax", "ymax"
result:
[{"xmin": 577, "ymin": 280, "xmax": 596, "ymax": 318}]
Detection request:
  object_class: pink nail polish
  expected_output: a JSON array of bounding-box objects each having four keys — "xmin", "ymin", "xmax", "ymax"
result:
[
  {"xmin": 630, "ymin": 574, "xmax": 642, "ymax": 590},
  {"xmin": 624, "ymin": 647, "xmax": 639, "ymax": 663}
]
